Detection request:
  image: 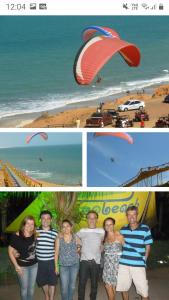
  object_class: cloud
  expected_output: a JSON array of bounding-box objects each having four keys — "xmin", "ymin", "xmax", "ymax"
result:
[{"xmin": 96, "ymin": 167, "xmax": 121, "ymax": 186}]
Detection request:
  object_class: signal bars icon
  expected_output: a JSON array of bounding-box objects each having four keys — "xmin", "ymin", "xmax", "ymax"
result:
[{"xmin": 122, "ymin": 3, "xmax": 164, "ymax": 11}]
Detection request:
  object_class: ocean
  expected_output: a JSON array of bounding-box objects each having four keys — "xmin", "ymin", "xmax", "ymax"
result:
[
  {"xmin": 0, "ymin": 144, "xmax": 82, "ymax": 185},
  {"xmin": 0, "ymin": 16, "xmax": 169, "ymax": 120}
]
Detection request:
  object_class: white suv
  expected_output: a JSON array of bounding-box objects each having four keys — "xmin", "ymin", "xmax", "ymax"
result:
[{"xmin": 118, "ymin": 100, "xmax": 145, "ymax": 112}]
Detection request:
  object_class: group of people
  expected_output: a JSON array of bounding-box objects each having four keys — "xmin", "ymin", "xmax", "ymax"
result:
[{"xmin": 8, "ymin": 205, "xmax": 153, "ymax": 300}]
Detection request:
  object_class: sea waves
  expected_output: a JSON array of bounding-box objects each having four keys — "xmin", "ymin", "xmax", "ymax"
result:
[{"xmin": 0, "ymin": 72, "xmax": 169, "ymax": 119}]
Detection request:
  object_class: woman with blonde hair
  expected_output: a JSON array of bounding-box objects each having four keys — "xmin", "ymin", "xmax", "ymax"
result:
[{"xmin": 8, "ymin": 216, "xmax": 37, "ymax": 300}]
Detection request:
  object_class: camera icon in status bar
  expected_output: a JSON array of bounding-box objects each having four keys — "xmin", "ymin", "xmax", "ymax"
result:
[{"xmin": 122, "ymin": 3, "xmax": 164, "ymax": 10}]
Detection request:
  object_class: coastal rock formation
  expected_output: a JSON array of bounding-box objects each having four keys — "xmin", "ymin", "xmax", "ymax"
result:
[{"xmin": 153, "ymin": 84, "xmax": 169, "ymax": 97}]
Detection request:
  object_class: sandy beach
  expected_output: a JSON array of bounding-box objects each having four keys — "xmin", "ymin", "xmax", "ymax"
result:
[
  {"xmin": 1, "ymin": 16, "xmax": 169, "ymax": 129},
  {"xmin": 0, "ymin": 267, "xmax": 169, "ymax": 300},
  {"xmin": 21, "ymin": 84, "xmax": 169, "ymax": 129}
]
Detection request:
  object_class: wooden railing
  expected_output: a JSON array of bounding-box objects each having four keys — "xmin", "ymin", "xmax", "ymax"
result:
[{"xmin": 4, "ymin": 162, "xmax": 42, "ymax": 187}]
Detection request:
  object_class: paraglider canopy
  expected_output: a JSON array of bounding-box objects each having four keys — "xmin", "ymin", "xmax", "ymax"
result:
[
  {"xmin": 82, "ymin": 26, "xmax": 120, "ymax": 42},
  {"xmin": 94, "ymin": 132, "xmax": 134, "ymax": 144},
  {"xmin": 74, "ymin": 25, "xmax": 141, "ymax": 85},
  {"xmin": 26, "ymin": 132, "xmax": 48, "ymax": 144}
]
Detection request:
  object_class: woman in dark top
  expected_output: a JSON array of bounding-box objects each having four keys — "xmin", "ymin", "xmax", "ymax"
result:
[{"xmin": 8, "ymin": 216, "xmax": 38, "ymax": 300}]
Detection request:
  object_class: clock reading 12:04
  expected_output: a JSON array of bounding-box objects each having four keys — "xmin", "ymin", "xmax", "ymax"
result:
[{"xmin": 6, "ymin": 3, "xmax": 26, "ymax": 10}]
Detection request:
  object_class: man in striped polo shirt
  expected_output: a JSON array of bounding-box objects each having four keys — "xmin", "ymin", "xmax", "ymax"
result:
[
  {"xmin": 36, "ymin": 210, "xmax": 58, "ymax": 300},
  {"xmin": 116, "ymin": 206, "xmax": 153, "ymax": 300}
]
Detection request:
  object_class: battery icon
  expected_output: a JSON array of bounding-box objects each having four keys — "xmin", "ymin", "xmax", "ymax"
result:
[{"xmin": 159, "ymin": 4, "xmax": 164, "ymax": 10}]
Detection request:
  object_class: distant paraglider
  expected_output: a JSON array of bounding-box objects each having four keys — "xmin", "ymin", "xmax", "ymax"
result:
[
  {"xmin": 94, "ymin": 132, "xmax": 134, "ymax": 144},
  {"xmin": 26, "ymin": 132, "xmax": 48, "ymax": 144},
  {"xmin": 74, "ymin": 25, "xmax": 141, "ymax": 85},
  {"xmin": 26, "ymin": 133, "xmax": 47, "ymax": 163}
]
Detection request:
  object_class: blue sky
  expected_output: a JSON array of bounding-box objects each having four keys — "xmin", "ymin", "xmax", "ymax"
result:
[
  {"xmin": 0, "ymin": 132, "xmax": 82, "ymax": 148},
  {"xmin": 87, "ymin": 132, "xmax": 169, "ymax": 187}
]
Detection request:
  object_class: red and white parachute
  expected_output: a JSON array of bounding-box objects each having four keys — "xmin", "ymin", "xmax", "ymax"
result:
[
  {"xmin": 74, "ymin": 25, "xmax": 140, "ymax": 85},
  {"xmin": 26, "ymin": 132, "xmax": 48, "ymax": 144}
]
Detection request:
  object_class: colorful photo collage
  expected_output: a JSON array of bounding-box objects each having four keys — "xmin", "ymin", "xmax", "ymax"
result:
[{"xmin": 0, "ymin": 9, "xmax": 169, "ymax": 300}]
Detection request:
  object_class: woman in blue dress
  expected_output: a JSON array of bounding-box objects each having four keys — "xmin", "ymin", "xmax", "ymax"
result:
[{"xmin": 102, "ymin": 217, "xmax": 124, "ymax": 300}]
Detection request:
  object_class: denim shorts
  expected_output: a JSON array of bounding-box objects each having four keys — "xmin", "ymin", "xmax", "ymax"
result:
[{"xmin": 37, "ymin": 260, "xmax": 58, "ymax": 287}]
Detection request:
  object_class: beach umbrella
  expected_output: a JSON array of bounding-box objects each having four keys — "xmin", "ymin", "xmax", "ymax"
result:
[{"xmin": 74, "ymin": 25, "xmax": 141, "ymax": 85}]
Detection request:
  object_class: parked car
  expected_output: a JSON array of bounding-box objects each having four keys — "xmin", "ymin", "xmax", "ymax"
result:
[
  {"xmin": 115, "ymin": 115, "xmax": 133, "ymax": 128},
  {"xmin": 133, "ymin": 110, "xmax": 149, "ymax": 122},
  {"xmin": 118, "ymin": 100, "xmax": 145, "ymax": 111},
  {"xmin": 85, "ymin": 112, "xmax": 113, "ymax": 127},
  {"xmin": 155, "ymin": 116, "xmax": 169, "ymax": 128},
  {"xmin": 103, "ymin": 109, "xmax": 119, "ymax": 119},
  {"xmin": 163, "ymin": 95, "xmax": 169, "ymax": 103}
]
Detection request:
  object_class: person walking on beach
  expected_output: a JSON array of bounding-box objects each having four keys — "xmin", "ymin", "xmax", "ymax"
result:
[
  {"xmin": 8, "ymin": 216, "xmax": 38, "ymax": 300},
  {"xmin": 55, "ymin": 219, "xmax": 81, "ymax": 300},
  {"xmin": 140, "ymin": 115, "xmax": 145, "ymax": 128},
  {"xmin": 76, "ymin": 118, "xmax": 81, "ymax": 128},
  {"xmin": 36, "ymin": 210, "xmax": 58, "ymax": 300},
  {"xmin": 140, "ymin": 119, "xmax": 145, "ymax": 128},
  {"xmin": 102, "ymin": 217, "xmax": 124, "ymax": 300},
  {"xmin": 116, "ymin": 206, "xmax": 153, "ymax": 300},
  {"xmin": 77, "ymin": 210, "xmax": 105, "ymax": 300}
]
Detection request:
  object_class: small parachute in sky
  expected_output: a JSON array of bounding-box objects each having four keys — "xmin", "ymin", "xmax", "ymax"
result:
[
  {"xmin": 74, "ymin": 25, "xmax": 141, "ymax": 85},
  {"xmin": 26, "ymin": 132, "xmax": 48, "ymax": 144},
  {"xmin": 94, "ymin": 132, "xmax": 133, "ymax": 144}
]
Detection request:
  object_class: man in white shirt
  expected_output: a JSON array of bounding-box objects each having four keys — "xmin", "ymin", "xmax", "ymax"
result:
[{"xmin": 77, "ymin": 210, "xmax": 104, "ymax": 300}]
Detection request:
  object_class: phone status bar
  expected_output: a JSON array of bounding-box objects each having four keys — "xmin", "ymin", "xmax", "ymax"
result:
[{"xmin": 1, "ymin": 1, "xmax": 169, "ymax": 15}]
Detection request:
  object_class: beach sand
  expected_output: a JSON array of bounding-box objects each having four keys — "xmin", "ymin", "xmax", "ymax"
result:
[
  {"xmin": 23, "ymin": 84, "xmax": 169, "ymax": 128},
  {"xmin": 16, "ymin": 119, "xmax": 35, "ymax": 128},
  {"xmin": 38, "ymin": 179, "xmax": 80, "ymax": 187},
  {"xmin": 33, "ymin": 179, "xmax": 64, "ymax": 187},
  {"xmin": 0, "ymin": 267, "xmax": 169, "ymax": 300}
]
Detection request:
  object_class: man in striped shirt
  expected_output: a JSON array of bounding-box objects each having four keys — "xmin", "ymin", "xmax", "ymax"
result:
[
  {"xmin": 36, "ymin": 210, "xmax": 58, "ymax": 300},
  {"xmin": 116, "ymin": 205, "xmax": 153, "ymax": 300}
]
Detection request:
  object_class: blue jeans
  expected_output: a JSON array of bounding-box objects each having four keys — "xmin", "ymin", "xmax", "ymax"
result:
[
  {"xmin": 60, "ymin": 262, "xmax": 79, "ymax": 300},
  {"xmin": 17, "ymin": 263, "xmax": 38, "ymax": 300}
]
